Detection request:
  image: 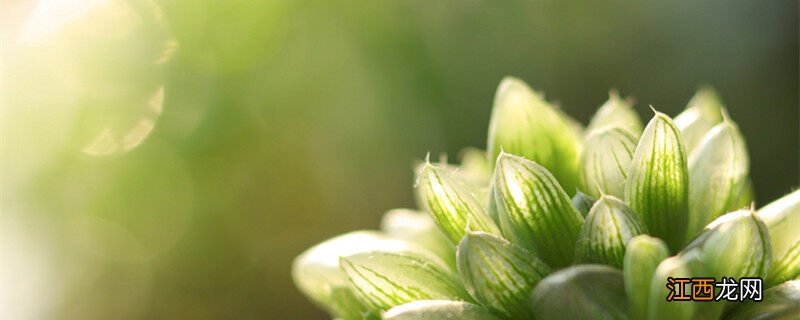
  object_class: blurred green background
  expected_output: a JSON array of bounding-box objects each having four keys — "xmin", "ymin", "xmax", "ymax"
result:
[{"xmin": 1, "ymin": 0, "xmax": 797, "ymax": 319}]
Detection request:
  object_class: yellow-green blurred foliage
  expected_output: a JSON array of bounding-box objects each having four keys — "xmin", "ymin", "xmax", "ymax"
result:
[{"xmin": 1, "ymin": 0, "xmax": 797, "ymax": 319}]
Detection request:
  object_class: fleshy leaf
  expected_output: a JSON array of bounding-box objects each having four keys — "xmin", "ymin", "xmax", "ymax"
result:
[
  {"xmin": 416, "ymin": 162, "xmax": 500, "ymax": 244},
  {"xmin": 687, "ymin": 119, "xmax": 750, "ymax": 238},
  {"xmin": 382, "ymin": 300, "xmax": 501, "ymax": 320},
  {"xmin": 625, "ymin": 111, "xmax": 689, "ymax": 252},
  {"xmin": 624, "ymin": 235, "xmax": 669, "ymax": 320},
  {"xmin": 682, "ymin": 210, "xmax": 773, "ymax": 320},
  {"xmin": 341, "ymin": 251, "xmax": 469, "ymax": 311},
  {"xmin": 647, "ymin": 257, "xmax": 695, "ymax": 320},
  {"xmin": 380, "ymin": 208, "xmax": 455, "ymax": 267},
  {"xmin": 681, "ymin": 209, "xmax": 771, "ymax": 280},
  {"xmin": 757, "ymin": 190, "xmax": 800, "ymax": 287},
  {"xmin": 493, "ymin": 153, "xmax": 584, "ymax": 268},
  {"xmin": 579, "ymin": 127, "xmax": 638, "ymax": 199},
  {"xmin": 456, "ymin": 232, "xmax": 551, "ymax": 319},
  {"xmin": 292, "ymin": 231, "xmax": 425, "ymax": 318},
  {"xmin": 736, "ymin": 179, "xmax": 756, "ymax": 209},
  {"xmin": 575, "ymin": 195, "xmax": 648, "ymax": 268},
  {"xmin": 674, "ymin": 87, "xmax": 725, "ymax": 155},
  {"xmin": 723, "ymin": 280, "xmax": 800, "ymax": 320},
  {"xmin": 586, "ymin": 90, "xmax": 643, "ymax": 137},
  {"xmin": 571, "ymin": 191, "xmax": 595, "ymax": 218},
  {"xmin": 486, "ymin": 76, "xmax": 580, "ymax": 192},
  {"xmin": 440, "ymin": 148, "xmax": 493, "ymax": 206},
  {"xmin": 531, "ymin": 265, "xmax": 630, "ymax": 320}
]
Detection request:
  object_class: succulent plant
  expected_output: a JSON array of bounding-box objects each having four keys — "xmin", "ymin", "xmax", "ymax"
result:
[{"xmin": 292, "ymin": 77, "xmax": 799, "ymax": 320}]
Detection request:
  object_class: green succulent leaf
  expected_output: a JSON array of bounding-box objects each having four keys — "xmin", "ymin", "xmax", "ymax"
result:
[
  {"xmin": 380, "ymin": 208, "xmax": 455, "ymax": 267},
  {"xmin": 586, "ymin": 90, "xmax": 643, "ymax": 137},
  {"xmin": 687, "ymin": 119, "xmax": 750, "ymax": 238},
  {"xmin": 493, "ymin": 153, "xmax": 584, "ymax": 268},
  {"xmin": 736, "ymin": 178, "xmax": 756, "ymax": 209},
  {"xmin": 575, "ymin": 195, "xmax": 648, "ymax": 268},
  {"xmin": 416, "ymin": 162, "xmax": 500, "ymax": 244},
  {"xmin": 436, "ymin": 148, "xmax": 494, "ymax": 206},
  {"xmin": 531, "ymin": 264, "xmax": 630, "ymax": 320},
  {"xmin": 680, "ymin": 209, "xmax": 771, "ymax": 280},
  {"xmin": 382, "ymin": 300, "xmax": 502, "ymax": 320},
  {"xmin": 625, "ymin": 111, "xmax": 689, "ymax": 252},
  {"xmin": 291, "ymin": 82, "xmax": 795, "ymax": 320},
  {"xmin": 571, "ymin": 191, "xmax": 596, "ymax": 218},
  {"xmin": 292, "ymin": 231, "xmax": 428, "ymax": 319},
  {"xmin": 340, "ymin": 251, "xmax": 470, "ymax": 311},
  {"xmin": 674, "ymin": 87, "xmax": 725, "ymax": 155},
  {"xmin": 623, "ymin": 235, "xmax": 670, "ymax": 320},
  {"xmin": 757, "ymin": 190, "xmax": 800, "ymax": 287},
  {"xmin": 682, "ymin": 209, "xmax": 772, "ymax": 320},
  {"xmin": 579, "ymin": 127, "xmax": 638, "ymax": 199},
  {"xmin": 456, "ymin": 232, "xmax": 551, "ymax": 319},
  {"xmin": 647, "ymin": 257, "xmax": 695, "ymax": 320},
  {"xmin": 486, "ymin": 76, "xmax": 581, "ymax": 192},
  {"xmin": 723, "ymin": 280, "xmax": 800, "ymax": 320}
]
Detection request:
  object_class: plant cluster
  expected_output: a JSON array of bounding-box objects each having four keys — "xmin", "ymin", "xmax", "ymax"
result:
[{"xmin": 292, "ymin": 77, "xmax": 800, "ymax": 320}]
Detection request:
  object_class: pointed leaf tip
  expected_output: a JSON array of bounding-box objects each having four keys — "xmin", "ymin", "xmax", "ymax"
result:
[
  {"xmin": 587, "ymin": 94, "xmax": 642, "ymax": 136},
  {"xmin": 493, "ymin": 154, "xmax": 584, "ymax": 268},
  {"xmin": 416, "ymin": 163, "xmax": 500, "ymax": 244},
  {"xmin": 625, "ymin": 112, "xmax": 689, "ymax": 252},
  {"xmin": 487, "ymin": 77, "xmax": 580, "ymax": 192}
]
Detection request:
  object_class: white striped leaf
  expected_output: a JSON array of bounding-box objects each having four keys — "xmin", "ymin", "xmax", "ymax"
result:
[
  {"xmin": 486, "ymin": 77, "xmax": 581, "ymax": 192},
  {"xmin": 681, "ymin": 209, "xmax": 771, "ymax": 280},
  {"xmin": 687, "ymin": 119, "xmax": 749, "ymax": 238},
  {"xmin": 579, "ymin": 127, "xmax": 638, "ymax": 199},
  {"xmin": 758, "ymin": 190, "xmax": 800, "ymax": 287},
  {"xmin": 416, "ymin": 162, "xmax": 500, "ymax": 244},
  {"xmin": 341, "ymin": 251, "xmax": 470, "ymax": 311},
  {"xmin": 456, "ymin": 232, "xmax": 551, "ymax": 319},
  {"xmin": 625, "ymin": 111, "xmax": 689, "ymax": 252},
  {"xmin": 493, "ymin": 153, "xmax": 584, "ymax": 268},
  {"xmin": 292, "ymin": 231, "xmax": 426, "ymax": 318},
  {"xmin": 575, "ymin": 195, "xmax": 648, "ymax": 268}
]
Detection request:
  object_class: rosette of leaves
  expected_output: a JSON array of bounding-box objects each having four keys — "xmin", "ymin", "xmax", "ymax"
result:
[{"xmin": 293, "ymin": 77, "xmax": 799, "ymax": 320}]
